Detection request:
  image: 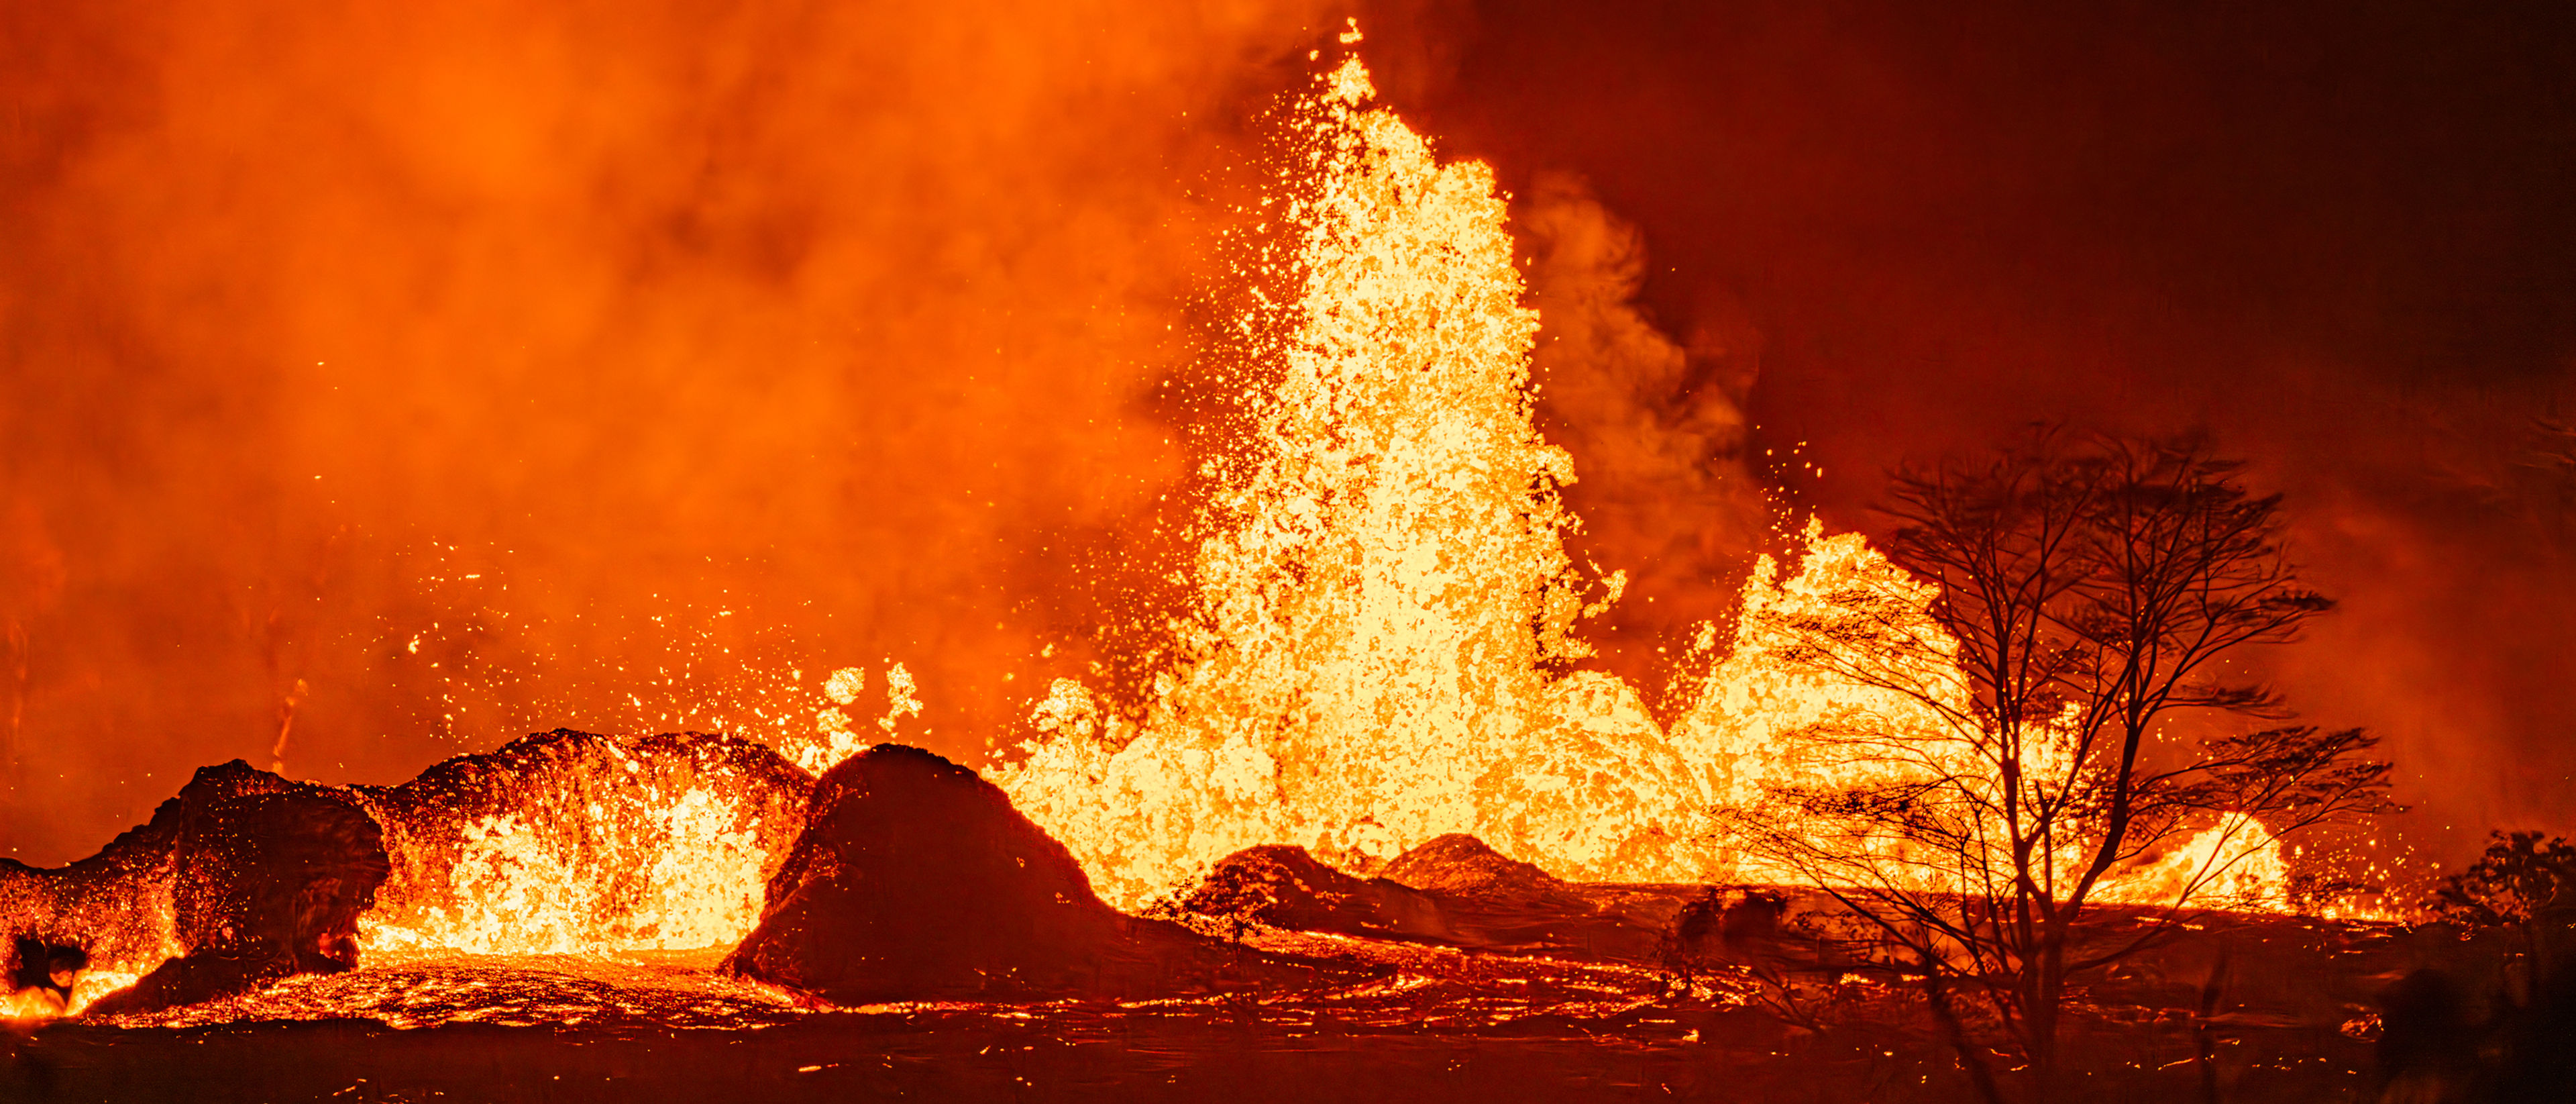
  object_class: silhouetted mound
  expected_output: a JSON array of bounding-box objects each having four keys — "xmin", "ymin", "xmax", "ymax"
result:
[
  {"xmin": 348, "ymin": 729, "xmax": 814, "ymax": 952},
  {"xmin": 723, "ymin": 744, "xmax": 1322, "ymax": 1003},
  {"xmin": 1374, "ymin": 834, "xmax": 1672, "ymax": 958},
  {"xmin": 1382, "ymin": 834, "xmax": 1576, "ymax": 904},
  {"xmin": 85, "ymin": 790, "xmax": 389, "ymax": 1015},
  {"xmin": 2, "ymin": 760, "xmax": 343, "ymax": 1013},
  {"xmin": 1167, "ymin": 835, "xmax": 1675, "ymax": 959},
  {"xmin": 1173, "ymin": 845, "xmax": 1453, "ymax": 941}
]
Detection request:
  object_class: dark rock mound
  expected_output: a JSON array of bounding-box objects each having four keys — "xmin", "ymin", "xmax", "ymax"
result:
[
  {"xmin": 1173, "ymin": 834, "xmax": 1712, "ymax": 962},
  {"xmin": 3, "ymin": 759, "xmax": 313, "ymax": 888},
  {"xmin": 3, "ymin": 760, "xmax": 355, "ymax": 1013},
  {"xmin": 1383, "ymin": 834, "xmax": 1577, "ymax": 903},
  {"xmin": 84, "ymin": 787, "xmax": 390, "ymax": 1015},
  {"xmin": 722, "ymin": 744, "xmax": 1324, "ymax": 1004},
  {"xmin": 1379, "ymin": 834, "xmax": 1640, "ymax": 951},
  {"xmin": 1173, "ymin": 845, "xmax": 1453, "ymax": 942}
]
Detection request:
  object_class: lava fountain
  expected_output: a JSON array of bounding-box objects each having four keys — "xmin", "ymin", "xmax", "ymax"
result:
[
  {"xmin": 3, "ymin": 44, "xmax": 2314, "ymax": 1027},
  {"xmin": 987, "ymin": 54, "xmax": 2300, "ymax": 916},
  {"xmin": 991, "ymin": 53, "xmax": 1715, "ymax": 907}
]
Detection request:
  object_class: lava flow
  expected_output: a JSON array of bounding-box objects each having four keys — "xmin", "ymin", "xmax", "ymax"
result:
[
  {"xmin": 989, "ymin": 55, "xmax": 2308, "ymax": 917},
  {"xmin": 3, "ymin": 49, "xmax": 2326, "ymax": 1030}
]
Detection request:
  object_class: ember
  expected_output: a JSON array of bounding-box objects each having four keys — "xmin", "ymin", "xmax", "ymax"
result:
[
  {"xmin": 351, "ymin": 728, "xmax": 810, "ymax": 957},
  {"xmin": 991, "ymin": 57, "xmax": 2321, "ymax": 924},
  {"xmin": 5, "ymin": 6, "xmax": 2573, "ymax": 1102},
  {"xmin": 7, "ymin": 41, "xmax": 2365, "ymax": 1033}
]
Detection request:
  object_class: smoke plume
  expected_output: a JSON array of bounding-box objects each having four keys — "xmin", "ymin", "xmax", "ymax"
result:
[
  {"xmin": 1517, "ymin": 172, "xmax": 1768, "ymax": 690},
  {"xmin": 0, "ymin": 1, "xmax": 1334, "ymax": 862}
]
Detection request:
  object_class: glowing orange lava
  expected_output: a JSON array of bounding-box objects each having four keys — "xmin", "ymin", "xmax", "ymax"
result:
[
  {"xmin": 5, "ymin": 42, "xmax": 2339, "ymax": 1026},
  {"xmin": 990, "ymin": 53, "xmax": 2304, "ymax": 918}
]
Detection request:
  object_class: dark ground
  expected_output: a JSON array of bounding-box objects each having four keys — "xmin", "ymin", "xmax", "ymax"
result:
[
  {"xmin": 0, "ymin": 909, "xmax": 2392, "ymax": 1104},
  {"xmin": 1, "ymin": 999, "xmax": 2371, "ymax": 1104}
]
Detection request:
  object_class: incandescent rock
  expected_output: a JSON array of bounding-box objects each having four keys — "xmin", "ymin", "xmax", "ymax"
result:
[
  {"xmin": 347, "ymin": 729, "xmax": 814, "ymax": 952},
  {"xmin": 82, "ymin": 787, "xmax": 390, "ymax": 1015},
  {"xmin": 7, "ymin": 730, "xmax": 814, "ymax": 1014},
  {"xmin": 722, "ymin": 744, "xmax": 1320, "ymax": 1003},
  {"xmin": 1175, "ymin": 845, "xmax": 1454, "ymax": 942}
]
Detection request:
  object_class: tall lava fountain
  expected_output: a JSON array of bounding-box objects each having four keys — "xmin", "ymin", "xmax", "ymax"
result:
[
  {"xmin": 1000, "ymin": 54, "xmax": 1759, "ymax": 906},
  {"xmin": 991, "ymin": 52, "xmax": 2294, "ymax": 915},
  {"xmin": 3, "ymin": 42, "xmax": 2312, "ymax": 1025}
]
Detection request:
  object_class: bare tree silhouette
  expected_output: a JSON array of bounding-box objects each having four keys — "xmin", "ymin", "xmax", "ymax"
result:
[{"xmin": 1716, "ymin": 428, "xmax": 2394, "ymax": 1101}]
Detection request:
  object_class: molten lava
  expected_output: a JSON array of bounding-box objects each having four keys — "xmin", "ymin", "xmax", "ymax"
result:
[
  {"xmin": 991, "ymin": 54, "xmax": 1712, "ymax": 908},
  {"xmin": 3, "ymin": 43, "xmax": 2332, "ymax": 1027},
  {"xmin": 4, "ymin": 731, "xmax": 808, "ymax": 1017},
  {"xmin": 351, "ymin": 729, "xmax": 810, "ymax": 958},
  {"xmin": 990, "ymin": 55, "xmax": 2304, "ymax": 917}
]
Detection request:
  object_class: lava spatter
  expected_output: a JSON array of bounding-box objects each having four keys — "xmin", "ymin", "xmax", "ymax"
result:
[
  {"xmin": 353, "ymin": 729, "xmax": 813, "ymax": 957},
  {"xmin": 987, "ymin": 58, "xmax": 2304, "ymax": 918}
]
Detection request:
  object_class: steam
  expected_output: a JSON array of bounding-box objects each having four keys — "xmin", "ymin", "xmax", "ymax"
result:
[
  {"xmin": 1517, "ymin": 174, "xmax": 1768, "ymax": 673},
  {"xmin": 0, "ymin": 1, "xmax": 1333, "ymax": 862}
]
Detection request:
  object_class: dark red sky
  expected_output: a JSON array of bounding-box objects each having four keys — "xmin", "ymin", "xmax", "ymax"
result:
[
  {"xmin": 1364, "ymin": 0, "xmax": 2576, "ymax": 862},
  {"xmin": 3, "ymin": 0, "xmax": 2571, "ymax": 870}
]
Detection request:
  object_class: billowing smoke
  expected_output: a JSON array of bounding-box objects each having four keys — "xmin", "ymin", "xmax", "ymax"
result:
[
  {"xmin": 11, "ymin": 0, "xmax": 2571, "ymax": 885},
  {"xmin": 1515, "ymin": 173, "xmax": 1768, "ymax": 693},
  {"xmin": 2261, "ymin": 381, "xmax": 2576, "ymax": 864},
  {"xmin": 0, "ymin": 1, "xmax": 1338, "ymax": 862},
  {"xmin": 1354, "ymin": 0, "xmax": 2576, "ymax": 870}
]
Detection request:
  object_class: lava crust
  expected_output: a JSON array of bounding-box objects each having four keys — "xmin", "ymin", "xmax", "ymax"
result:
[
  {"xmin": 723, "ymin": 744, "xmax": 1327, "ymax": 1003},
  {"xmin": 84, "ymin": 789, "xmax": 389, "ymax": 1015}
]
